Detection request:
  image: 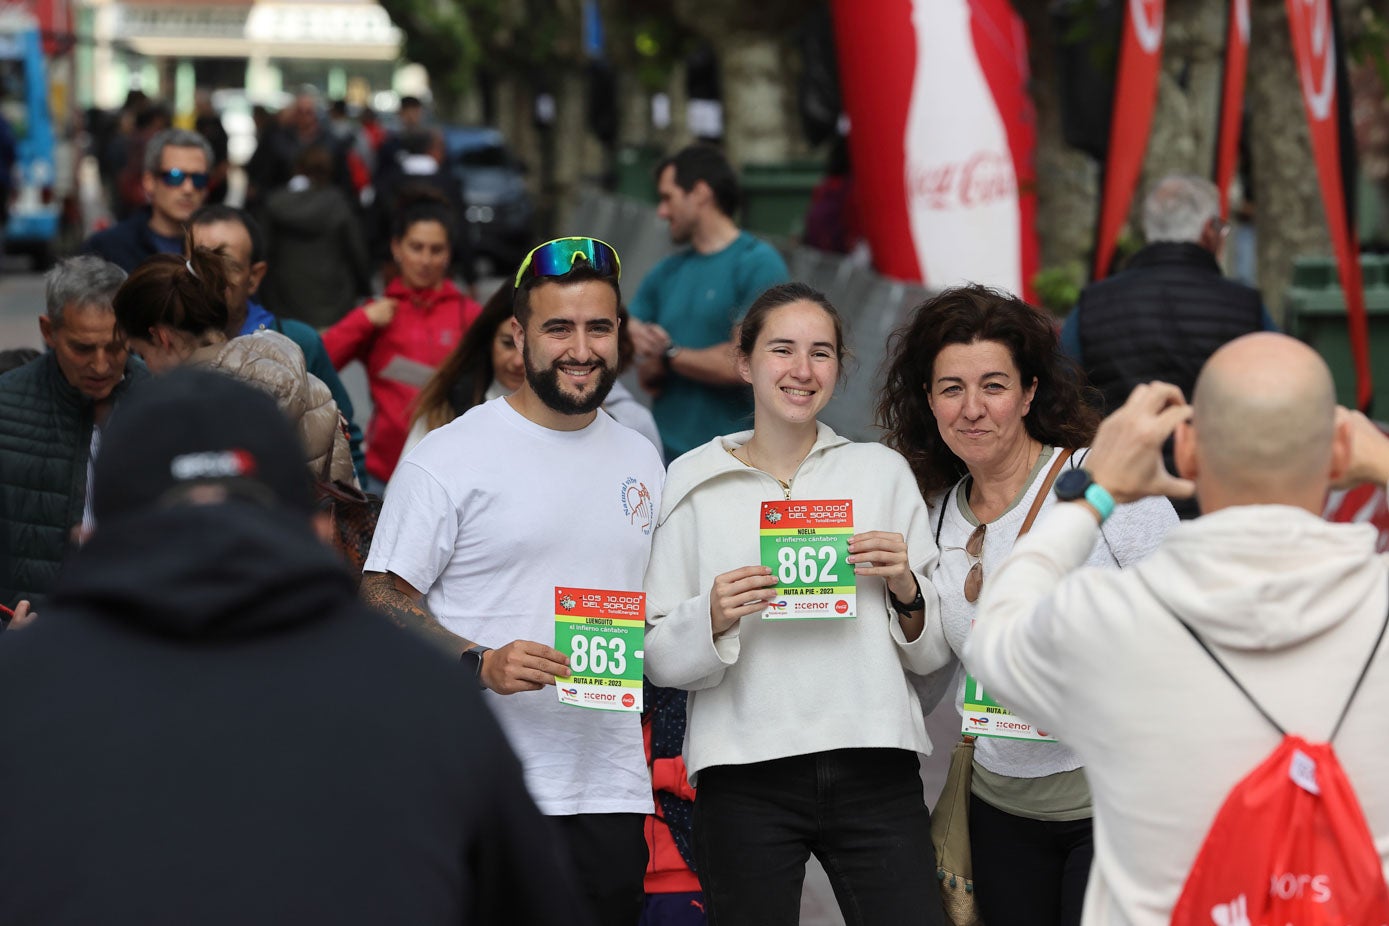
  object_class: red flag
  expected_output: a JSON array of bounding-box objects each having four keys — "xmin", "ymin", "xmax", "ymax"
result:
[
  {"xmin": 1213, "ymin": 0, "xmax": 1249, "ymax": 218},
  {"xmin": 1287, "ymin": 0, "xmax": 1374, "ymax": 412},
  {"xmin": 1093, "ymin": 0, "xmax": 1165, "ymax": 280}
]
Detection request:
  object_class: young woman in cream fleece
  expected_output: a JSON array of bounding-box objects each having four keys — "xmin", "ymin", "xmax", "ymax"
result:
[{"xmin": 643, "ymin": 282, "xmax": 952, "ymax": 926}]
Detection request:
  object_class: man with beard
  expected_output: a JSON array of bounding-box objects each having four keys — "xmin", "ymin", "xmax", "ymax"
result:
[
  {"xmin": 361, "ymin": 238, "xmax": 664, "ymax": 926},
  {"xmin": 626, "ymin": 144, "xmax": 787, "ymax": 462}
]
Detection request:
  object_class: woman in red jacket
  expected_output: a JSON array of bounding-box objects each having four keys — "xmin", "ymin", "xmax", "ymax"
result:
[{"xmin": 322, "ymin": 190, "xmax": 481, "ymax": 489}]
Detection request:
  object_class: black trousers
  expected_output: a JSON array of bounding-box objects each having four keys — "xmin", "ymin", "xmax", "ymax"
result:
[
  {"xmin": 550, "ymin": 812, "xmax": 648, "ymax": 926},
  {"xmin": 969, "ymin": 794, "xmax": 1094, "ymax": 926},
  {"xmin": 692, "ymin": 748, "xmax": 943, "ymax": 926}
]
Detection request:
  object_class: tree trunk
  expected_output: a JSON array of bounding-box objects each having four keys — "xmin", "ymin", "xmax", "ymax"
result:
[
  {"xmin": 1142, "ymin": 0, "xmax": 1223, "ymax": 199},
  {"xmin": 1247, "ymin": 0, "xmax": 1329, "ymax": 320},
  {"xmin": 719, "ymin": 35, "xmax": 801, "ymax": 165},
  {"xmin": 1015, "ymin": 0, "xmax": 1100, "ymax": 273}
]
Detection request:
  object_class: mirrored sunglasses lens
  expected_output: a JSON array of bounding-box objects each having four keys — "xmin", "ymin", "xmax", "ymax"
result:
[
  {"xmin": 161, "ymin": 169, "xmax": 209, "ymax": 190},
  {"xmin": 528, "ymin": 240, "xmax": 618, "ymax": 279},
  {"xmin": 964, "ymin": 562, "xmax": 983, "ymax": 603},
  {"xmin": 966, "ymin": 525, "xmax": 986, "ymax": 557}
]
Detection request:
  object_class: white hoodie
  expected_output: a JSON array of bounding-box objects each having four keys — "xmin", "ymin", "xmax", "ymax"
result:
[
  {"xmin": 968, "ymin": 499, "xmax": 1389, "ymax": 926},
  {"xmin": 643, "ymin": 423, "xmax": 954, "ymax": 782}
]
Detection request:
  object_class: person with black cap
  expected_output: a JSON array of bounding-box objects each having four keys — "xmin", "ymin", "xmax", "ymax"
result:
[{"xmin": 0, "ymin": 368, "xmax": 589, "ymax": 926}]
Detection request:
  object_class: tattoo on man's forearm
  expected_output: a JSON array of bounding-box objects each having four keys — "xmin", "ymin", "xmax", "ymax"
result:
[{"xmin": 360, "ymin": 574, "xmax": 472, "ymax": 656}]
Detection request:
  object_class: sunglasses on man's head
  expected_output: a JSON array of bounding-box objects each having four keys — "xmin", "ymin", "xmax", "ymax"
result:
[
  {"xmin": 514, "ymin": 237, "xmax": 621, "ymax": 289},
  {"xmin": 156, "ymin": 168, "xmax": 210, "ymax": 191}
]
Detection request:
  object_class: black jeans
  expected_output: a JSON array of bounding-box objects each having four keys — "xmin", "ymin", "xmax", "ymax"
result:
[
  {"xmin": 550, "ymin": 812, "xmax": 648, "ymax": 926},
  {"xmin": 969, "ymin": 794, "xmax": 1093, "ymax": 926},
  {"xmin": 692, "ymin": 748, "xmax": 942, "ymax": 926}
]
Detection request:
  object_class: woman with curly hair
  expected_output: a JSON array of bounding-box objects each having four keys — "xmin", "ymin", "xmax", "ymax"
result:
[{"xmin": 878, "ymin": 284, "xmax": 1177, "ymax": 926}]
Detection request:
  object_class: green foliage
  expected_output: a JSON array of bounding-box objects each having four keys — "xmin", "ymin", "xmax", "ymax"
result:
[
  {"xmin": 1031, "ymin": 261, "xmax": 1085, "ymax": 315},
  {"xmin": 1053, "ymin": 0, "xmax": 1118, "ymax": 75},
  {"xmin": 1348, "ymin": 5, "xmax": 1389, "ymax": 90},
  {"xmin": 626, "ymin": 19, "xmax": 690, "ymax": 92},
  {"xmin": 374, "ymin": 0, "xmax": 483, "ymax": 102}
]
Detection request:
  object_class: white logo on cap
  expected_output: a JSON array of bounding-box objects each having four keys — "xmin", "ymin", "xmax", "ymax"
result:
[{"xmin": 170, "ymin": 450, "xmax": 257, "ymax": 481}]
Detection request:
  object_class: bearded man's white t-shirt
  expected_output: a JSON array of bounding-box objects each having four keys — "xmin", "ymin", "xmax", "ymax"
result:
[{"xmin": 365, "ymin": 396, "xmax": 665, "ymax": 815}]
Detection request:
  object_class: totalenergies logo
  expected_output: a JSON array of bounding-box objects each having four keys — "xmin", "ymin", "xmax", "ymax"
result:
[
  {"xmin": 561, "ymin": 687, "xmax": 578, "ymax": 698},
  {"xmin": 969, "ymin": 716, "xmax": 989, "ymax": 728},
  {"xmin": 765, "ymin": 600, "xmax": 789, "ymax": 614}
]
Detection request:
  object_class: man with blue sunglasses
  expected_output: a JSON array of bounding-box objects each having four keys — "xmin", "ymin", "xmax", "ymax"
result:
[{"xmin": 83, "ymin": 128, "xmax": 213, "ymax": 272}]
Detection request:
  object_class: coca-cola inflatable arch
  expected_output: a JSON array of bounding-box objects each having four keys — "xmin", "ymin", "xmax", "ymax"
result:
[{"xmin": 831, "ymin": 0, "xmax": 1039, "ymax": 301}]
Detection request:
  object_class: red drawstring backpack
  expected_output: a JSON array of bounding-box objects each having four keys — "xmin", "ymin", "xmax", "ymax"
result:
[{"xmin": 1170, "ymin": 601, "xmax": 1389, "ymax": 926}]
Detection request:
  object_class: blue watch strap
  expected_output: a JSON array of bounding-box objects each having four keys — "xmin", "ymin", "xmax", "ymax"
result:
[{"xmin": 1083, "ymin": 482, "xmax": 1116, "ymax": 523}]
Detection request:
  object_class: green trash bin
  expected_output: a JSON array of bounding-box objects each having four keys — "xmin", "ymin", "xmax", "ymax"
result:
[
  {"xmin": 1284, "ymin": 254, "xmax": 1389, "ymax": 413},
  {"xmin": 740, "ymin": 161, "xmax": 824, "ymax": 239},
  {"xmin": 614, "ymin": 146, "xmax": 664, "ymax": 203}
]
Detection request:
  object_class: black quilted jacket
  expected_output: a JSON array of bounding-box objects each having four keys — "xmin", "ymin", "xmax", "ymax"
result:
[{"xmin": 0, "ymin": 352, "xmax": 146, "ymax": 611}]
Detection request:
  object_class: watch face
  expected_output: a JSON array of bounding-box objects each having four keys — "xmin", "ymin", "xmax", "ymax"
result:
[{"xmin": 1053, "ymin": 467, "xmax": 1092, "ymax": 502}]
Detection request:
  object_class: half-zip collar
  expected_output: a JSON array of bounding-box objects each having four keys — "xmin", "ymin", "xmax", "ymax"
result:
[{"xmin": 658, "ymin": 422, "xmax": 851, "ymax": 524}]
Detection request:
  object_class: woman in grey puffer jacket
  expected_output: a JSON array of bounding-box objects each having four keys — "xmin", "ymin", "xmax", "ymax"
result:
[{"xmin": 111, "ymin": 247, "xmax": 357, "ymax": 487}]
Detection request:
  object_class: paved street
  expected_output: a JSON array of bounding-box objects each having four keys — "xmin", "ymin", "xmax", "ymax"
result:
[{"xmin": 0, "ymin": 262, "xmax": 46, "ymax": 352}]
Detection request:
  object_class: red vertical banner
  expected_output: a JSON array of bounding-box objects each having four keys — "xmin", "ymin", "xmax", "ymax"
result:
[
  {"xmin": 830, "ymin": 0, "xmax": 920, "ymax": 282},
  {"xmin": 1287, "ymin": 0, "xmax": 1374, "ymax": 411},
  {"xmin": 1093, "ymin": 0, "xmax": 1166, "ymax": 280},
  {"xmin": 832, "ymin": 0, "xmax": 1038, "ymax": 298},
  {"xmin": 1213, "ymin": 0, "xmax": 1249, "ymax": 219}
]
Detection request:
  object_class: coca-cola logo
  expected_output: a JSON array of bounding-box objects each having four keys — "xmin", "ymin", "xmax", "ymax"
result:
[
  {"xmin": 909, "ymin": 151, "xmax": 1016, "ymax": 211},
  {"xmin": 1129, "ymin": 0, "xmax": 1164, "ymax": 54},
  {"xmin": 1293, "ymin": 0, "xmax": 1336, "ymax": 122}
]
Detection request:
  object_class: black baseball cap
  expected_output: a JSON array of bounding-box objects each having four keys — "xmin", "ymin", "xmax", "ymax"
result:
[{"xmin": 92, "ymin": 369, "xmax": 313, "ymax": 524}]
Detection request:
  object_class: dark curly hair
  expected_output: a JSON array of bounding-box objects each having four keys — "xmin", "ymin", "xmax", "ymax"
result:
[{"xmin": 877, "ymin": 284, "xmax": 1101, "ymax": 496}]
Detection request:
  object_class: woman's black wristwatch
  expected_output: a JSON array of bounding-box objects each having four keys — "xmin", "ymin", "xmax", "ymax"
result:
[{"xmin": 889, "ymin": 583, "xmax": 925, "ymax": 616}]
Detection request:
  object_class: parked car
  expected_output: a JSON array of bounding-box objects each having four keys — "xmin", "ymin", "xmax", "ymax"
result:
[{"xmin": 440, "ymin": 125, "xmax": 534, "ymax": 278}]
